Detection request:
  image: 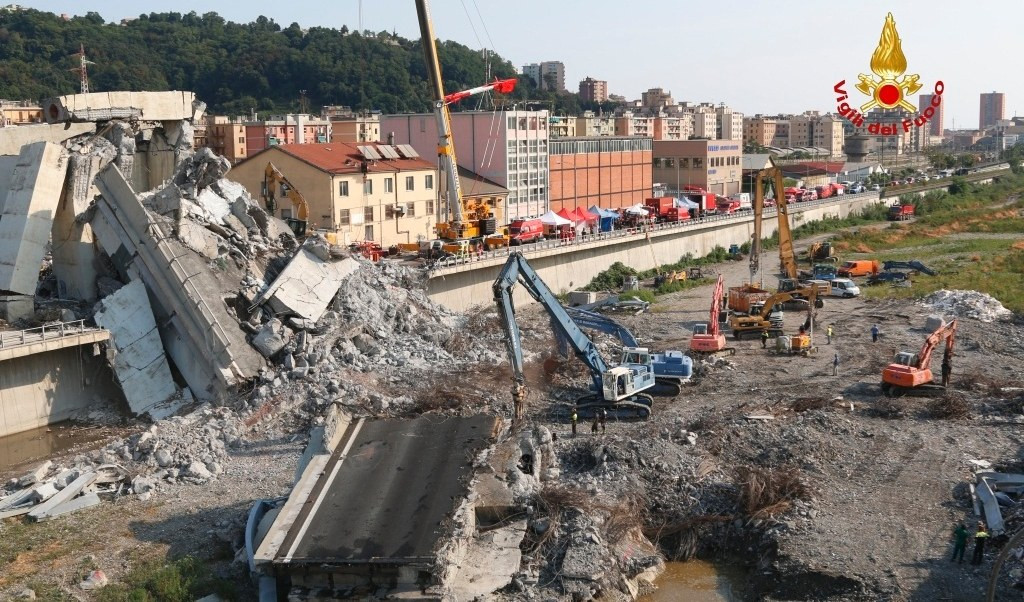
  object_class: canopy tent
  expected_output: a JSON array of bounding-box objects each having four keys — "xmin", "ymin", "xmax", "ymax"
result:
[
  {"xmin": 539, "ymin": 210, "xmax": 573, "ymax": 226},
  {"xmin": 624, "ymin": 204, "xmax": 649, "ymax": 216},
  {"xmin": 556, "ymin": 208, "xmax": 584, "ymax": 223},
  {"xmin": 588, "ymin": 205, "xmax": 619, "ymax": 232},
  {"xmin": 573, "ymin": 207, "xmax": 598, "ymax": 222}
]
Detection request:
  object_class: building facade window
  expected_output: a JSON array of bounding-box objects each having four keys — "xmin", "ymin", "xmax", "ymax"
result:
[
  {"xmin": 426, "ymin": 199, "xmax": 435, "ymax": 215},
  {"xmin": 425, "ymin": 174, "xmax": 433, "ymax": 189},
  {"xmin": 385, "ymin": 177, "xmax": 393, "ymax": 193},
  {"xmin": 406, "ymin": 202, "xmax": 416, "ymax": 217},
  {"xmin": 364, "ymin": 179, "xmax": 373, "ymax": 194},
  {"xmin": 364, "ymin": 206, "xmax": 374, "ymax": 222},
  {"xmin": 386, "ymin": 204, "xmax": 395, "ymax": 219},
  {"xmin": 339, "ymin": 181, "xmax": 349, "ymax": 196},
  {"xmin": 405, "ymin": 176, "xmax": 414, "ymax": 191},
  {"xmin": 339, "ymin": 208, "xmax": 350, "ymax": 225}
]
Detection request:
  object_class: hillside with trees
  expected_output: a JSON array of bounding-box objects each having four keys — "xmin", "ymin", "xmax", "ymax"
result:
[{"xmin": 0, "ymin": 9, "xmax": 614, "ymax": 117}]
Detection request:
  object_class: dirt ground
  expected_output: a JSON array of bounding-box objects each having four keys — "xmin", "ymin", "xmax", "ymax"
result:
[{"xmin": 519, "ymin": 238, "xmax": 1024, "ymax": 601}]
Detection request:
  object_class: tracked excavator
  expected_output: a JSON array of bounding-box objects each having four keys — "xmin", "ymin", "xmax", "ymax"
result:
[
  {"xmin": 689, "ymin": 274, "xmax": 736, "ymax": 357},
  {"xmin": 881, "ymin": 319, "xmax": 957, "ymax": 397},
  {"xmin": 262, "ymin": 162, "xmax": 309, "ymax": 236},
  {"xmin": 729, "ymin": 285, "xmax": 821, "ymax": 339},
  {"xmin": 494, "ymin": 253, "xmax": 672, "ymax": 421}
]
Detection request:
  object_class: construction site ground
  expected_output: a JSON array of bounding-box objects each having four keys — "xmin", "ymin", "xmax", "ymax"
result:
[{"xmin": 1, "ymin": 212, "xmax": 1022, "ymax": 600}]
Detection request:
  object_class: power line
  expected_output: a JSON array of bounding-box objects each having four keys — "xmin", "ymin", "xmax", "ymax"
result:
[{"xmin": 458, "ymin": 0, "xmax": 484, "ymax": 49}]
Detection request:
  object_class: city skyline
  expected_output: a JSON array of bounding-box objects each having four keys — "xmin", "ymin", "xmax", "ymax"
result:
[{"xmin": 14, "ymin": 0, "xmax": 1020, "ymax": 129}]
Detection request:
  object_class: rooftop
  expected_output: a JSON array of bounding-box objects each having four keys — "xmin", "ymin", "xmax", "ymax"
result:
[{"xmin": 258, "ymin": 143, "xmax": 435, "ymax": 174}]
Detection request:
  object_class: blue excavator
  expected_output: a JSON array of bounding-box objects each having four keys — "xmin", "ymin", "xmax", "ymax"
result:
[
  {"xmin": 494, "ymin": 253, "xmax": 679, "ymax": 420},
  {"xmin": 867, "ymin": 260, "xmax": 936, "ymax": 285}
]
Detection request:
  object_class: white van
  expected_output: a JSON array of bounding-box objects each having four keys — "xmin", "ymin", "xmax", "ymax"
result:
[{"xmin": 829, "ymin": 278, "xmax": 861, "ymax": 298}]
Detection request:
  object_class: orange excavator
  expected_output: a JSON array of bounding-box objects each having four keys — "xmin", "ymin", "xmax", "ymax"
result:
[
  {"xmin": 689, "ymin": 274, "xmax": 735, "ymax": 357},
  {"xmin": 881, "ymin": 318, "xmax": 957, "ymax": 397}
]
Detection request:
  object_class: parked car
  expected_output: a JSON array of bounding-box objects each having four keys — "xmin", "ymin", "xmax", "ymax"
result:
[
  {"xmin": 828, "ymin": 278, "xmax": 861, "ymax": 298},
  {"xmin": 870, "ymin": 184, "xmax": 881, "ymax": 191}
]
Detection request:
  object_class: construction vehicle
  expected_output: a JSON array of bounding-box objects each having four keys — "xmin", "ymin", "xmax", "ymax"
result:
[
  {"xmin": 729, "ymin": 284, "xmax": 821, "ymax": 339},
  {"xmin": 800, "ymin": 263, "xmax": 838, "ymax": 281},
  {"xmin": 653, "ymin": 270, "xmax": 687, "ymax": 287},
  {"xmin": 690, "ymin": 275, "xmax": 735, "ymax": 357},
  {"xmin": 415, "ymin": 0, "xmax": 515, "ymax": 243},
  {"xmin": 806, "ymin": 241, "xmax": 838, "ymax": 264},
  {"xmin": 728, "ymin": 284, "xmax": 772, "ymax": 314},
  {"xmin": 494, "ymin": 252, "xmax": 667, "ymax": 420},
  {"xmin": 867, "ymin": 260, "xmax": 936, "ymax": 285},
  {"xmin": 888, "ymin": 203, "xmax": 915, "ymax": 221},
  {"xmin": 563, "ymin": 307, "xmax": 693, "ymax": 386},
  {"xmin": 747, "ymin": 166, "xmax": 799, "ymax": 289},
  {"xmin": 881, "ymin": 319, "xmax": 957, "ymax": 397},
  {"xmin": 262, "ymin": 162, "xmax": 309, "ymax": 236}
]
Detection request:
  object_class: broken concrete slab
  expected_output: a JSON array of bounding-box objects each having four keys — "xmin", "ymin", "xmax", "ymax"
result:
[
  {"xmin": 42, "ymin": 91, "xmax": 201, "ymax": 124},
  {"xmin": 254, "ymin": 244, "xmax": 359, "ymax": 322},
  {"xmin": 94, "ymin": 279, "xmax": 180, "ymax": 418},
  {"xmin": 251, "ymin": 318, "xmax": 291, "ymax": 358},
  {"xmin": 32, "ymin": 491, "xmax": 101, "ymax": 521},
  {"xmin": 449, "ymin": 520, "xmax": 527, "ymax": 600},
  {"xmin": 178, "ymin": 222, "xmax": 221, "ymax": 260},
  {"xmin": 0, "ymin": 122, "xmax": 95, "ymax": 156},
  {"xmin": 976, "ymin": 476, "xmax": 1005, "ymax": 535},
  {"xmin": 18, "ymin": 460, "xmax": 52, "ymax": 487},
  {"xmin": 27, "ymin": 470, "xmax": 96, "ymax": 522},
  {"xmin": 92, "ymin": 164, "xmax": 264, "ymax": 401},
  {"xmin": 0, "ymin": 142, "xmax": 68, "ymax": 296}
]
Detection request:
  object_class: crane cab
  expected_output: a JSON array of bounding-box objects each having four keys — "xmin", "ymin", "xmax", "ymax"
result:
[{"xmin": 893, "ymin": 351, "xmax": 918, "ymax": 366}]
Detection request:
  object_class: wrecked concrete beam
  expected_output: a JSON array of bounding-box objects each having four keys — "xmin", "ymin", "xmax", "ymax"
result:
[
  {"xmin": 33, "ymin": 491, "xmax": 101, "ymax": 521},
  {"xmin": 254, "ymin": 247, "xmax": 359, "ymax": 322},
  {"xmin": 42, "ymin": 91, "xmax": 204, "ymax": 124},
  {"xmin": 0, "ymin": 142, "xmax": 68, "ymax": 299},
  {"xmin": 27, "ymin": 470, "xmax": 96, "ymax": 521},
  {"xmin": 94, "ymin": 279, "xmax": 180, "ymax": 419},
  {"xmin": 92, "ymin": 164, "xmax": 264, "ymax": 401},
  {"xmin": 0, "ymin": 122, "xmax": 95, "ymax": 157}
]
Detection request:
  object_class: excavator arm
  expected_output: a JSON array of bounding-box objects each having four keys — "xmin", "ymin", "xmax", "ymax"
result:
[
  {"xmin": 757, "ymin": 285, "xmax": 821, "ymax": 319},
  {"xmin": 882, "ymin": 260, "xmax": 937, "ymax": 276},
  {"xmin": 709, "ymin": 274, "xmax": 725, "ymax": 337},
  {"xmin": 917, "ymin": 319, "xmax": 957, "ymax": 370},
  {"xmin": 563, "ymin": 307, "xmax": 640, "ymax": 349},
  {"xmin": 750, "ymin": 166, "xmax": 796, "ymax": 282},
  {"xmin": 263, "ymin": 162, "xmax": 309, "ymax": 236},
  {"xmin": 493, "ymin": 253, "xmax": 609, "ymax": 398}
]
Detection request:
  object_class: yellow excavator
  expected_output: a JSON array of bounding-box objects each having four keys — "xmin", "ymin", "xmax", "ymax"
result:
[
  {"xmin": 729, "ymin": 284, "xmax": 822, "ymax": 339},
  {"xmin": 262, "ymin": 162, "xmax": 309, "ymax": 237}
]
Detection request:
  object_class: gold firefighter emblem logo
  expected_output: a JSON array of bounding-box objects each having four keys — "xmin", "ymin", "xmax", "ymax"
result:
[{"xmin": 855, "ymin": 13, "xmax": 922, "ymax": 112}]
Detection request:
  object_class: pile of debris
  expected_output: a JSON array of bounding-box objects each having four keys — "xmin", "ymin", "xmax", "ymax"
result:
[
  {"xmin": 923, "ymin": 290, "xmax": 1013, "ymax": 322},
  {"xmin": 0, "ymin": 462, "xmax": 130, "ymax": 521}
]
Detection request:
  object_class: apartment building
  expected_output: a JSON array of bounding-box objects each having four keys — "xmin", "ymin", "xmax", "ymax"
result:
[
  {"xmin": 715, "ymin": 106, "xmax": 743, "ymax": 141},
  {"xmin": 229, "ymin": 142, "xmax": 437, "ymax": 247},
  {"xmin": 323, "ymin": 107, "xmax": 381, "ymax": 143},
  {"xmin": 204, "ymin": 116, "xmax": 247, "ymax": 164},
  {"xmin": 549, "ymin": 115, "xmax": 577, "ymax": 138},
  {"xmin": 653, "ymin": 114, "xmax": 692, "ymax": 141},
  {"xmin": 0, "ymin": 100, "xmax": 42, "ymax": 126},
  {"xmin": 789, "ymin": 112, "xmax": 845, "ymax": 157},
  {"xmin": 842, "ymin": 109, "xmax": 915, "ymax": 155},
  {"xmin": 641, "ymin": 88, "xmax": 674, "ymax": 110},
  {"xmin": 681, "ymin": 103, "xmax": 718, "ymax": 139},
  {"xmin": 652, "ymin": 139, "xmax": 742, "ymax": 195},
  {"xmin": 245, "ymin": 114, "xmax": 332, "ymax": 155},
  {"xmin": 576, "ymin": 111, "xmax": 616, "ymax": 137},
  {"xmin": 918, "ymin": 94, "xmax": 944, "ymax": 138},
  {"xmin": 743, "ymin": 115, "xmax": 784, "ymax": 147},
  {"xmin": 382, "ymin": 109, "xmax": 550, "ymax": 221},
  {"xmin": 522, "ymin": 61, "xmax": 565, "ymax": 92},
  {"xmin": 614, "ymin": 111, "xmax": 655, "ymax": 137},
  {"xmin": 578, "ymin": 77, "xmax": 608, "ymax": 103},
  {"xmin": 980, "ymin": 92, "xmax": 1005, "ymax": 130},
  {"xmin": 548, "ymin": 136, "xmax": 653, "ymax": 212}
]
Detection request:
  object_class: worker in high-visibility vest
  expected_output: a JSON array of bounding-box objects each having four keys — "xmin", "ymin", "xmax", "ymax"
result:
[{"xmin": 971, "ymin": 522, "xmax": 990, "ymax": 565}]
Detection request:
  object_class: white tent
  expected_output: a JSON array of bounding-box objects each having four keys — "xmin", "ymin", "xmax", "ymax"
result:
[
  {"xmin": 625, "ymin": 204, "xmax": 649, "ymax": 216},
  {"xmin": 673, "ymin": 197, "xmax": 699, "ymax": 209},
  {"xmin": 538, "ymin": 210, "xmax": 572, "ymax": 226}
]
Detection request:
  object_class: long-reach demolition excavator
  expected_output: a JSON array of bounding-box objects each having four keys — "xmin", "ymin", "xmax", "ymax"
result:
[
  {"xmin": 262, "ymin": 162, "xmax": 309, "ymax": 237},
  {"xmin": 689, "ymin": 274, "xmax": 735, "ymax": 358},
  {"xmin": 729, "ymin": 284, "xmax": 821, "ymax": 339},
  {"xmin": 416, "ymin": 0, "xmax": 516, "ymax": 243},
  {"xmin": 881, "ymin": 318, "xmax": 957, "ymax": 397},
  {"xmin": 494, "ymin": 253, "xmax": 675, "ymax": 421}
]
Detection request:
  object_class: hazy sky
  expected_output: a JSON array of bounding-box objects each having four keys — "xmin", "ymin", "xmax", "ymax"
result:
[{"xmin": 19, "ymin": 0, "xmax": 1018, "ymax": 128}]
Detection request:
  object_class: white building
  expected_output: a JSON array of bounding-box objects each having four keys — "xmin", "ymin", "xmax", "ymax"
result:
[
  {"xmin": 381, "ymin": 110, "xmax": 550, "ymax": 221},
  {"xmin": 715, "ymin": 105, "xmax": 744, "ymax": 141}
]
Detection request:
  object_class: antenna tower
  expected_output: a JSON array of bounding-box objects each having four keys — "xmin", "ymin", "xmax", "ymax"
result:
[{"xmin": 70, "ymin": 44, "xmax": 95, "ymax": 94}]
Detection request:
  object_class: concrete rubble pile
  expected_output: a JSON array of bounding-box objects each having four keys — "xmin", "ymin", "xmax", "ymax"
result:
[
  {"xmin": 923, "ymin": 289, "xmax": 1012, "ymax": 323},
  {"xmin": 0, "ymin": 461, "xmax": 130, "ymax": 521}
]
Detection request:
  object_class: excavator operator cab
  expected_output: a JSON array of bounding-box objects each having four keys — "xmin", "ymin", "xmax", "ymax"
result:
[
  {"xmin": 620, "ymin": 347, "xmax": 651, "ymax": 368},
  {"xmin": 603, "ymin": 366, "xmax": 634, "ymax": 401},
  {"xmin": 693, "ymin": 324, "xmax": 709, "ymax": 336},
  {"xmin": 893, "ymin": 351, "xmax": 918, "ymax": 367}
]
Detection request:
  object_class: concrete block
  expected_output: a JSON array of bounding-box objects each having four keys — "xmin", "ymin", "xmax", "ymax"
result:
[
  {"xmin": 178, "ymin": 222, "xmax": 221, "ymax": 260},
  {"xmin": 18, "ymin": 460, "xmax": 52, "ymax": 487},
  {"xmin": 0, "ymin": 294, "xmax": 33, "ymax": 321},
  {"xmin": 255, "ymin": 249, "xmax": 359, "ymax": 322},
  {"xmin": 0, "ymin": 123, "xmax": 95, "ymax": 156},
  {"xmin": 0, "ymin": 142, "xmax": 68, "ymax": 295},
  {"xmin": 94, "ymin": 279, "xmax": 178, "ymax": 418},
  {"xmin": 42, "ymin": 91, "xmax": 197, "ymax": 124}
]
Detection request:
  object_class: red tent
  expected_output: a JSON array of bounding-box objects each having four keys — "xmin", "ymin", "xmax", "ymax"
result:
[
  {"xmin": 556, "ymin": 208, "xmax": 582, "ymax": 223},
  {"xmin": 573, "ymin": 207, "xmax": 598, "ymax": 222}
]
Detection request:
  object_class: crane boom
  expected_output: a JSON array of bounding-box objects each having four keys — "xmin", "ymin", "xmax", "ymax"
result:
[{"xmin": 750, "ymin": 166, "xmax": 797, "ymax": 282}]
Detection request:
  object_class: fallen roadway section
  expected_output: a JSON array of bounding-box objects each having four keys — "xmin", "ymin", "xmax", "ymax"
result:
[{"xmin": 254, "ymin": 413, "xmax": 501, "ymax": 599}]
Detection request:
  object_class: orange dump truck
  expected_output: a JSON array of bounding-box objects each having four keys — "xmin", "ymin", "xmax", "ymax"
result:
[{"xmin": 728, "ymin": 284, "xmax": 772, "ymax": 314}]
